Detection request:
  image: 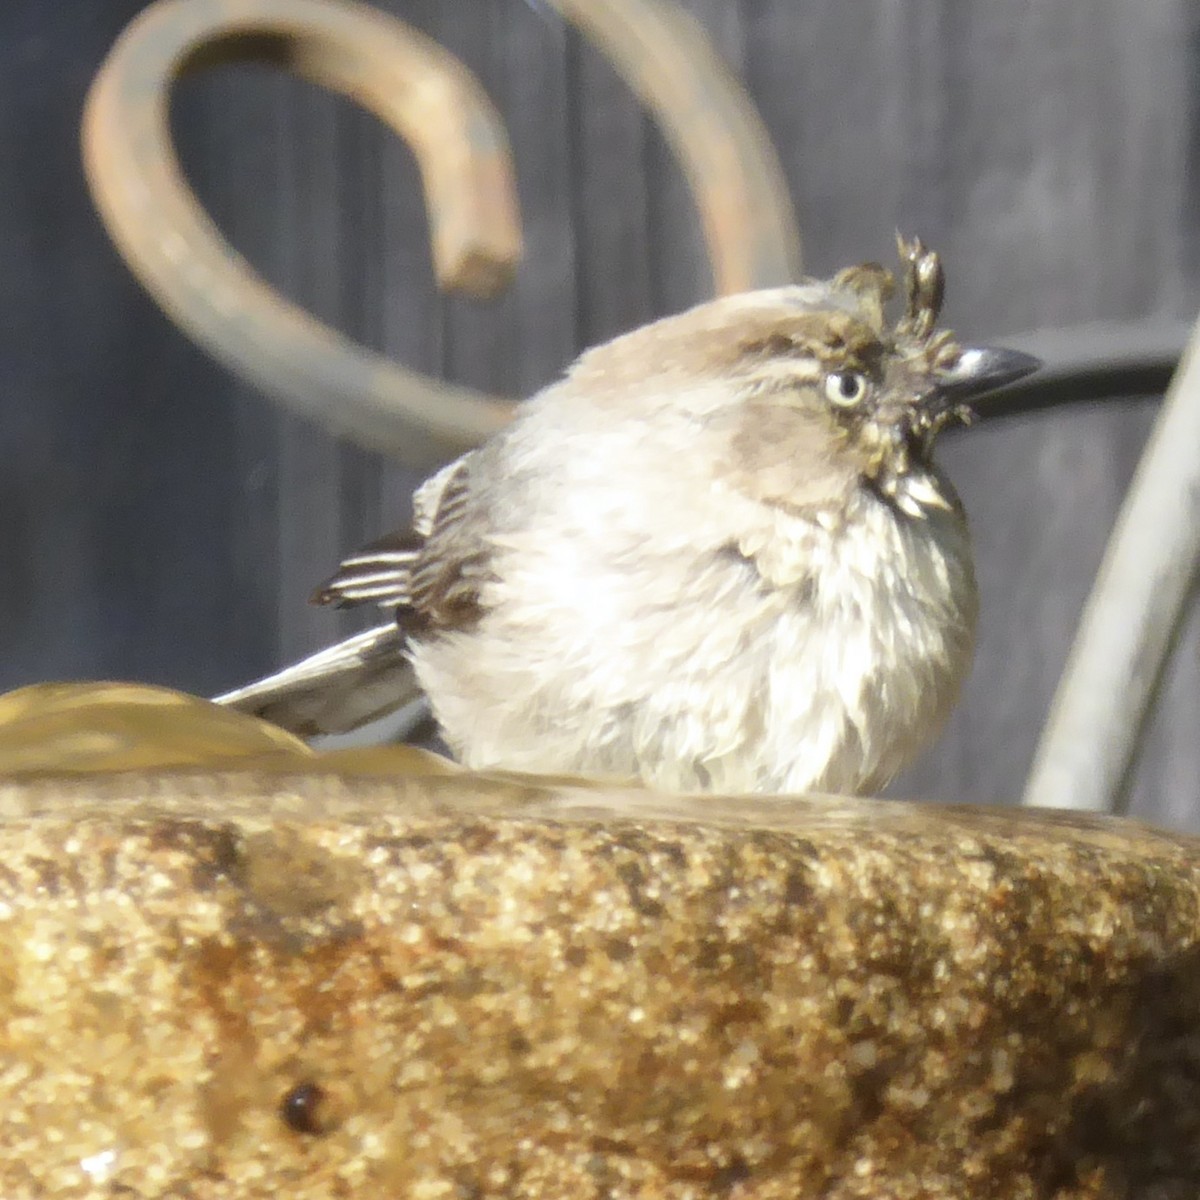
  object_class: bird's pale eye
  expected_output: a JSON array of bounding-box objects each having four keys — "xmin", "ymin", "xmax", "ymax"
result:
[{"xmin": 824, "ymin": 370, "xmax": 871, "ymax": 408}]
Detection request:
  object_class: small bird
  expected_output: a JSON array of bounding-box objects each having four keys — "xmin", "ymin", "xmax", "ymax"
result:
[{"xmin": 218, "ymin": 237, "xmax": 1037, "ymax": 795}]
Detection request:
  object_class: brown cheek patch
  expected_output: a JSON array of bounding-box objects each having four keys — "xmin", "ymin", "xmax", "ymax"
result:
[{"xmin": 731, "ymin": 402, "xmax": 862, "ymax": 511}]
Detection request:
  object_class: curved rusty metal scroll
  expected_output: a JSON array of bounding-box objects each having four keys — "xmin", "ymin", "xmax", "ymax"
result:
[
  {"xmin": 84, "ymin": 0, "xmax": 801, "ymax": 466},
  {"xmin": 83, "ymin": 0, "xmax": 522, "ymax": 467},
  {"xmin": 549, "ymin": 0, "xmax": 801, "ymax": 295}
]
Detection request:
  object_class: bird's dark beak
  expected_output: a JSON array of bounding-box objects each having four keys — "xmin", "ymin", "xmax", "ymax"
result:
[
  {"xmin": 940, "ymin": 345, "xmax": 1042, "ymax": 403},
  {"xmin": 908, "ymin": 345, "xmax": 1041, "ymax": 443}
]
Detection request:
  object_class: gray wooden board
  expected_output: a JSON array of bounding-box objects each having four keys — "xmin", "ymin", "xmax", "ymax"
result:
[{"xmin": 1, "ymin": 0, "xmax": 1197, "ymax": 822}]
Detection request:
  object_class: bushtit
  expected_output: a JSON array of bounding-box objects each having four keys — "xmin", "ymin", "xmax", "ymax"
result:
[{"xmin": 218, "ymin": 237, "xmax": 1037, "ymax": 795}]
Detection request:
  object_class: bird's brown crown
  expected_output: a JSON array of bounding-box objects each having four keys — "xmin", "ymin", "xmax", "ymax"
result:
[
  {"xmin": 562, "ymin": 236, "xmax": 970, "ymax": 520},
  {"xmin": 571, "ymin": 235, "xmax": 961, "ymax": 398}
]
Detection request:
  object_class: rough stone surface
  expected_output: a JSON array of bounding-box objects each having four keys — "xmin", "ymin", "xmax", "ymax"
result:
[{"xmin": 0, "ymin": 770, "xmax": 1198, "ymax": 1199}]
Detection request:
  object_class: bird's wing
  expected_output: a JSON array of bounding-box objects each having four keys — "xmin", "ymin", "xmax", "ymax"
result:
[
  {"xmin": 213, "ymin": 623, "xmax": 419, "ymax": 738},
  {"xmin": 310, "ymin": 528, "xmax": 421, "ymax": 608},
  {"xmin": 214, "ymin": 453, "xmax": 496, "ymax": 738},
  {"xmin": 313, "ymin": 454, "xmax": 494, "ymax": 635}
]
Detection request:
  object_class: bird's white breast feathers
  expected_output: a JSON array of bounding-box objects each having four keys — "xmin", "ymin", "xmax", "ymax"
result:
[{"xmin": 409, "ymin": 450, "xmax": 977, "ymax": 796}]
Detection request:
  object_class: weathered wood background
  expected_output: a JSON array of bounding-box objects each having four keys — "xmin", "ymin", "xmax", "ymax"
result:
[{"xmin": 1, "ymin": 1, "xmax": 1197, "ymax": 822}]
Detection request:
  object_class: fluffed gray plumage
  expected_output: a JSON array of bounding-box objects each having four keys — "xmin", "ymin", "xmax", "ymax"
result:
[{"xmin": 217, "ymin": 237, "xmax": 1038, "ymax": 794}]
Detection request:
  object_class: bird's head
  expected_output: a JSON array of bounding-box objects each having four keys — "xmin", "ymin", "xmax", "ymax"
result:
[{"xmin": 573, "ymin": 236, "xmax": 1039, "ymax": 521}]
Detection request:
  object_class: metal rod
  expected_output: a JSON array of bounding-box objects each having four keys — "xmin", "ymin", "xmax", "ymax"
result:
[
  {"xmin": 83, "ymin": 0, "xmax": 523, "ymax": 468},
  {"xmin": 83, "ymin": 0, "xmax": 804, "ymax": 467},
  {"xmin": 971, "ymin": 319, "xmax": 1188, "ymax": 420},
  {"xmin": 1021, "ymin": 312, "xmax": 1200, "ymax": 811},
  {"xmin": 548, "ymin": 0, "xmax": 802, "ymax": 292}
]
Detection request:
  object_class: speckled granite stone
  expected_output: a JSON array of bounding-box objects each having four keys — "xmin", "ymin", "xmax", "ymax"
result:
[{"xmin": 0, "ymin": 771, "xmax": 1198, "ymax": 1199}]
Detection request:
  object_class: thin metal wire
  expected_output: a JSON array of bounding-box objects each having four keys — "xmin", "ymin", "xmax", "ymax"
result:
[{"xmin": 969, "ymin": 319, "xmax": 1188, "ymax": 420}]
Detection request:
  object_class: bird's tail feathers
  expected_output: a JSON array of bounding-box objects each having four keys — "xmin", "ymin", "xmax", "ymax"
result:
[{"xmin": 214, "ymin": 623, "xmax": 421, "ymax": 739}]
